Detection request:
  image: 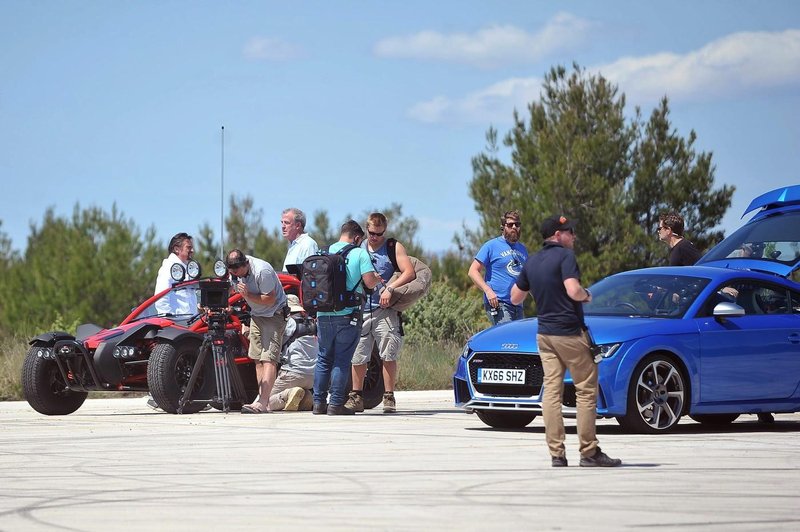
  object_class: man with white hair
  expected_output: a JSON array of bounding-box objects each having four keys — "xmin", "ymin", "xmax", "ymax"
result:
[{"xmin": 281, "ymin": 207, "xmax": 319, "ymax": 272}]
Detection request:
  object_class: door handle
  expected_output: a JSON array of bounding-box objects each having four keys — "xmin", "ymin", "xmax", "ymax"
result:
[{"xmin": 789, "ymin": 333, "xmax": 800, "ymax": 344}]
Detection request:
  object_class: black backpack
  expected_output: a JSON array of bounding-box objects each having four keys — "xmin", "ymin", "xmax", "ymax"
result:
[{"xmin": 301, "ymin": 244, "xmax": 362, "ymax": 315}]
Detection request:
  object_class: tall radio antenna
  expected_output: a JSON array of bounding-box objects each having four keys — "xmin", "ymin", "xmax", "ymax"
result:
[{"xmin": 220, "ymin": 126, "xmax": 225, "ymax": 259}]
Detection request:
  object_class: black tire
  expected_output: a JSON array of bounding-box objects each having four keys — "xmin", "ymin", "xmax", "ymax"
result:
[
  {"xmin": 22, "ymin": 344, "xmax": 88, "ymax": 415},
  {"xmin": 147, "ymin": 341, "xmax": 213, "ymax": 414},
  {"xmin": 616, "ymin": 354, "xmax": 687, "ymax": 434},
  {"xmin": 689, "ymin": 413, "xmax": 740, "ymax": 425},
  {"xmin": 475, "ymin": 410, "xmax": 537, "ymax": 429},
  {"xmin": 362, "ymin": 344, "xmax": 385, "ymax": 410}
]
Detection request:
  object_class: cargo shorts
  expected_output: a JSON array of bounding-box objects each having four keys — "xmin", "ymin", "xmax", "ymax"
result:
[
  {"xmin": 352, "ymin": 307, "xmax": 403, "ymax": 365},
  {"xmin": 248, "ymin": 312, "xmax": 287, "ymax": 364}
]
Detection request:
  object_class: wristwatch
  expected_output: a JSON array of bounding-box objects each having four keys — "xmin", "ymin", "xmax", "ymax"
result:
[{"xmin": 386, "ymin": 285, "xmax": 395, "ymax": 294}]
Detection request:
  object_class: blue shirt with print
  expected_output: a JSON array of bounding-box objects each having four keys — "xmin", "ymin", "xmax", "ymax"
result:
[{"xmin": 475, "ymin": 236, "xmax": 529, "ymax": 304}]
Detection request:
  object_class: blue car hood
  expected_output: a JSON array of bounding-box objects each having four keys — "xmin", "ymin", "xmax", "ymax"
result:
[{"xmin": 467, "ymin": 316, "xmax": 697, "ymax": 353}]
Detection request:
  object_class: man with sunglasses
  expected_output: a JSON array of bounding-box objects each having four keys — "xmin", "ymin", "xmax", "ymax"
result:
[
  {"xmin": 346, "ymin": 212, "xmax": 416, "ymax": 413},
  {"xmin": 468, "ymin": 210, "xmax": 529, "ymax": 326},
  {"xmin": 658, "ymin": 211, "xmax": 701, "ymax": 266}
]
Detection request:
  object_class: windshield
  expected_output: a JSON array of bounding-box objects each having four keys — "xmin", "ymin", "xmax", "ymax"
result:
[
  {"xmin": 700, "ymin": 211, "xmax": 800, "ymax": 269},
  {"xmin": 134, "ymin": 283, "xmax": 201, "ymax": 321},
  {"xmin": 585, "ymin": 273, "xmax": 710, "ymax": 318}
]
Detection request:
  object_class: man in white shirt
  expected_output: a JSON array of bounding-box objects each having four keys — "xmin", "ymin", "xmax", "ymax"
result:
[
  {"xmin": 153, "ymin": 232, "xmax": 198, "ymax": 315},
  {"xmin": 281, "ymin": 207, "xmax": 319, "ymax": 272}
]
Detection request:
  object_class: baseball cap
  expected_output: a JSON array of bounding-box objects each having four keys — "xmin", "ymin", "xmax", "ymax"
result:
[
  {"xmin": 540, "ymin": 215, "xmax": 575, "ymax": 239},
  {"xmin": 286, "ymin": 294, "xmax": 304, "ymax": 313}
]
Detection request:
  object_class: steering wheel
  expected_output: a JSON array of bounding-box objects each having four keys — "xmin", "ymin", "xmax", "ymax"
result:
[{"xmin": 615, "ymin": 301, "xmax": 638, "ymax": 311}]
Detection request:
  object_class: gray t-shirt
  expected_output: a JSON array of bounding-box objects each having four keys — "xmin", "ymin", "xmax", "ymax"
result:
[
  {"xmin": 282, "ymin": 316, "xmax": 318, "ymax": 377},
  {"xmin": 237, "ymin": 255, "xmax": 287, "ymax": 317}
]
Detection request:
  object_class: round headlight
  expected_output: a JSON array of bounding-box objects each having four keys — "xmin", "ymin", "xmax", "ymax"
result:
[
  {"xmin": 186, "ymin": 260, "xmax": 201, "ymax": 280},
  {"xmin": 213, "ymin": 259, "xmax": 228, "ymax": 278},
  {"xmin": 170, "ymin": 263, "xmax": 186, "ymax": 282}
]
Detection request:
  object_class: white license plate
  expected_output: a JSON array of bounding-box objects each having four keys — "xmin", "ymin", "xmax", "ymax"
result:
[{"xmin": 477, "ymin": 368, "xmax": 526, "ymax": 385}]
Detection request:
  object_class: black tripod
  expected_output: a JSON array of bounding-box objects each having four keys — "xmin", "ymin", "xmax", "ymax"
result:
[{"xmin": 178, "ymin": 309, "xmax": 248, "ymax": 413}]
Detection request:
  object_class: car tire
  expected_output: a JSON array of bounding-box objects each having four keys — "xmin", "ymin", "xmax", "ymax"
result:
[
  {"xmin": 147, "ymin": 341, "xmax": 213, "ymax": 414},
  {"xmin": 345, "ymin": 343, "xmax": 385, "ymax": 410},
  {"xmin": 689, "ymin": 413, "xmax": 740, "ymax": 425},
  {"xmin": 616, "ymin": 354, "xmax": 687, "ymax": 434},
  {"xmin": 22, "ymin": 344, "xmax": 88, "ymax": 415},
  {"xmin": 475, "ymin": 410, "xmax": 537, "ymax": 429},
  {"xmin": 362, "ymin": 345, "xmax": 386, "ymax": 410}
]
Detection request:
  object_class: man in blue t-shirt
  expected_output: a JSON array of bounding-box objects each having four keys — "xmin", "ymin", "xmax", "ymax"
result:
[
  {"xmin": 468, "ymin": 210, "xmax": 528, "ymax": 326},
  {"xmin": 511, "ymin": 214, "xmax": 621, "ymax": 468},
  {"xmin": 312, "ymin": 220, "xmax": 381, "ymax": 415}
]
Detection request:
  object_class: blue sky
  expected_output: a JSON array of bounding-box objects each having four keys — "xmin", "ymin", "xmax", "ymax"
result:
[{"xmin": 2, "ymin": 1, "xmax": 799, "ymax": 255}]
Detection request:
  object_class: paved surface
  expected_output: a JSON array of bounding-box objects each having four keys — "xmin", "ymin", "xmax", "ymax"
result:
[{"xmin": 1, "ymin": 391, "xmax": 800, "ymax": 531}]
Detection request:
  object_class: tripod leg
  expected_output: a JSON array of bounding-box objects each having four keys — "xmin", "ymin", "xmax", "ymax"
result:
[
  {"xmin": 227, "ymin": 348, "xmax": 249, "ymax": 406},
  {"xmin": 178, "ymin": 340, "xmax": 210, "ymax": 414}
]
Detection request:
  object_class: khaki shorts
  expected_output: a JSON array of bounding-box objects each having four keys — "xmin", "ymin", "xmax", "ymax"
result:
[
  {"xmin": 248, "ymin": 313, "xmax": 286, "ymax": 363},
  {"xmin": 352, "ymin": 307, "xmax": 403, "ymax": 365}
]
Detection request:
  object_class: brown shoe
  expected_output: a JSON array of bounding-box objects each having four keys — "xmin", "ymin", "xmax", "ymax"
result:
[
  {"xmin": 383, "ymin": 392, "xmax": 396, "ymax": 413},
  {"xmin": 344, "ymin": 391, "xmax": 365, "ymax": 413},
  {"xmin": 283, "ymin": 387, "xmax": 305, "ymax": 411},
  {"xmin": 298, "ymin": 389, "xmax": 314, "ymax": 411}
]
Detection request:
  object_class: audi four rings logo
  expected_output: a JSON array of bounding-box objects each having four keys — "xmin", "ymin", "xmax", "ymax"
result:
[{"xmin": 501, "ymin": 343, "xmax": 519, "ymax": 350}]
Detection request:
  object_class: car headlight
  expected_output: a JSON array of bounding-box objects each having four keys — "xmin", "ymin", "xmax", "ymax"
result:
[
  {"xmin": 592, "ymin": 343, "xmax": 621, "ymax": 363},
  {"xmin": 461, "ymin": 344, "xmax": 471, "ymax": 359}
]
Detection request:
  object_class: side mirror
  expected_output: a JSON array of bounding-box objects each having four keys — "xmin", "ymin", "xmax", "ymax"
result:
[{"xmin": 713, "ymin": 301, "xmax": 745, "ymax": 318}]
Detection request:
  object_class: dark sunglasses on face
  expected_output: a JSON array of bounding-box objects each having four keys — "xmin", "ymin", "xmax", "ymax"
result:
[
  {"xmin": 368, "ymin": 230, "xmax": 385, "ymax": 237},
  {"xmin": 504, "ymin": 222, "xmax": 521, "ymax": 228}
]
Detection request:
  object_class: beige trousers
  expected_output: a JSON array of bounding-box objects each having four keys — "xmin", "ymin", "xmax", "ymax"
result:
[{"xmin": 537, "ymin": 332, "xmax": 600, "ymax": 458}]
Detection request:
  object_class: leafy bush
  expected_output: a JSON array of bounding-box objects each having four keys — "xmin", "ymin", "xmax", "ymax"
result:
[{"xmin": 403, "ymin": 281, "xmax": 485, "ymax": 345}]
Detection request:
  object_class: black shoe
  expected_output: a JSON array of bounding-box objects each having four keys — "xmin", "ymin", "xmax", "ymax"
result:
[
  {"xmin": 551, "ymin": 456, "xmax": 568, "ymax": 467},
  {"xmin": 579, "ymin": 449, "xmax": 622, "ymax": 468},
  {"xmin": 326, "ymin": 404, "xmax": 355, "ymax": 416},
  {"xmin": 312, "ymin": 402, "xmax": 328, "ymax": 415},
  {"xmin": 757, "ymin": 412, "xmax": 775, "ymax": 423}
]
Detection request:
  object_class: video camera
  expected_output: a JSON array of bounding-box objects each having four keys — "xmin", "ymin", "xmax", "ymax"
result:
[{"xmin": 199, "ymin": 279, "xmax": 231, "ymax": 311}]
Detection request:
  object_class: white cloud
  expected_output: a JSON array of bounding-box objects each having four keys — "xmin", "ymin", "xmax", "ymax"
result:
[
  {"xmin": 409, "ymin": 29, "xmax": 800, "ymax": 124},
  {"xmin": 242, "ymin": 36, "xmax": 303, "ymax": 61},
  {"xmin": 599, "ymin": 29, "xmax": 800, "ymax": 104},
  {"xmin": 374, "ymin": 12, "xmax": 593, "ymax": 68}
]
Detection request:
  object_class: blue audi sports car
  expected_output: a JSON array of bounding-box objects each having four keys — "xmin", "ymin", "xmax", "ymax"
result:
[{"xmin": 453, "ymin": 185, "xmax": 800, "ymax": 433}]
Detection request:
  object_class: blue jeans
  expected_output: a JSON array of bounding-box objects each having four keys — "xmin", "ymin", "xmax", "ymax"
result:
[
  {"xmin": 313, "ymin": 314, "xmax": 360, "ymax": 407},
  {"xmin": 484, "ymin": 301, "xmax": 524, "ymax": 326}
]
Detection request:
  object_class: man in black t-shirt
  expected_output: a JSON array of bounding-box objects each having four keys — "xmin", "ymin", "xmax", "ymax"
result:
[
  {"xmin": 658, "ymin": 211, "xmax": 701, "ymax": 266},
  {"xmin": 511, "ymin": 215, "xmax": 621, "ymax": 468}
]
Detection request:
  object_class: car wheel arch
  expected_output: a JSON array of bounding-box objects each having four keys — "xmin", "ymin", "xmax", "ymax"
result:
[{"xmin": 616, "ymin": 350, "xmax": 693, "ymax": 433}]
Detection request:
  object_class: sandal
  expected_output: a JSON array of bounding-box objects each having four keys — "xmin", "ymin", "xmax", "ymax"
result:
[{"xmin": 241, "ymin": 404, "xmax": 268, "ymax": 414}]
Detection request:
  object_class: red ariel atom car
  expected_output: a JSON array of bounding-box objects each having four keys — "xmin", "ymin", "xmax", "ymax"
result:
[{"xmin": 22, "ymin": 260, "xmax": 385, "ymax": 415}]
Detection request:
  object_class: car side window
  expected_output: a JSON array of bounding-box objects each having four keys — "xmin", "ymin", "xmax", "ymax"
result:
[
  {"xmin": 704, "ymin": 281, "xmax": 790, "ymax": 316},
  {"xmin": 753, "ymin": 284, "xmax": 790, "ymax": 314},
  {"xmin": 790, "ymin": 290, "xmax": 800, "ymax": 314}
]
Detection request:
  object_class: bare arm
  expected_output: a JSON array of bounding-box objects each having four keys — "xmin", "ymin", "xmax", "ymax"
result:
[
  {"xmin": 468, "ymin": 259, "xmax": 498, "ymax": 307},
  {"xmin": 379, "ymin": 241, "xmax": 417, "ymax": 307},
  {"xmin": 362, "ymin": 271, "xmax": 382, "ymax": 290},
  {"xmin": 510, "ymin": 284, "xmax": 528, "ymax": 306},
  {"xmin": 564, "ymin": 278, "xmax": 592, "ymax": 303}
]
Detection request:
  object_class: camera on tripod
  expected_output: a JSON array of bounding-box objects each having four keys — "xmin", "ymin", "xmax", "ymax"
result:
[{"xmin": 199, "ymin": 279, "xmax": 231, "ymax": 311}]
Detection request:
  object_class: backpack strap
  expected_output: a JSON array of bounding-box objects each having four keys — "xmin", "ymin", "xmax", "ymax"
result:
[
  {"xmin": 337, "ymin": 243, "xmax": 364, "ymax": 295},
  {"xmin": 386, "ymin": 238, "xmax": 399, "ymax": 271}
]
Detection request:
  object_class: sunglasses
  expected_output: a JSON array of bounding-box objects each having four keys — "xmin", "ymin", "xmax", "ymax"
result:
[
  {"xmin": 368, "ymin": 230, "xmax": 385, "ymax": 237},
  {"xmin": 504, "ymin": 222, "xmax": 521, "ymax": 228}
]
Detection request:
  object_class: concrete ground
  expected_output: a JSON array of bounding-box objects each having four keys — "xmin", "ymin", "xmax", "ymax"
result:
[{"xmin": 1, "ymin": 391, "xmax": 799, "ymax": 531}]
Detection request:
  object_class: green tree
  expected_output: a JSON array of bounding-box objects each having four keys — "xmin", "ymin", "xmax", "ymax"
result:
[
  {"xmin": 467, "ymin": 64, "xmax": 733, "ymax": 284},
  {"xmin": 0, "ymin": 205, "xmax": 160, "ymax": 332},
  {"xmin": 629, "ymin": 97, "xmax": 734, "ymax": 265},
  {"xmin": 309, "ymin": 210, "xmax": 337, "ymax": 246}
]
